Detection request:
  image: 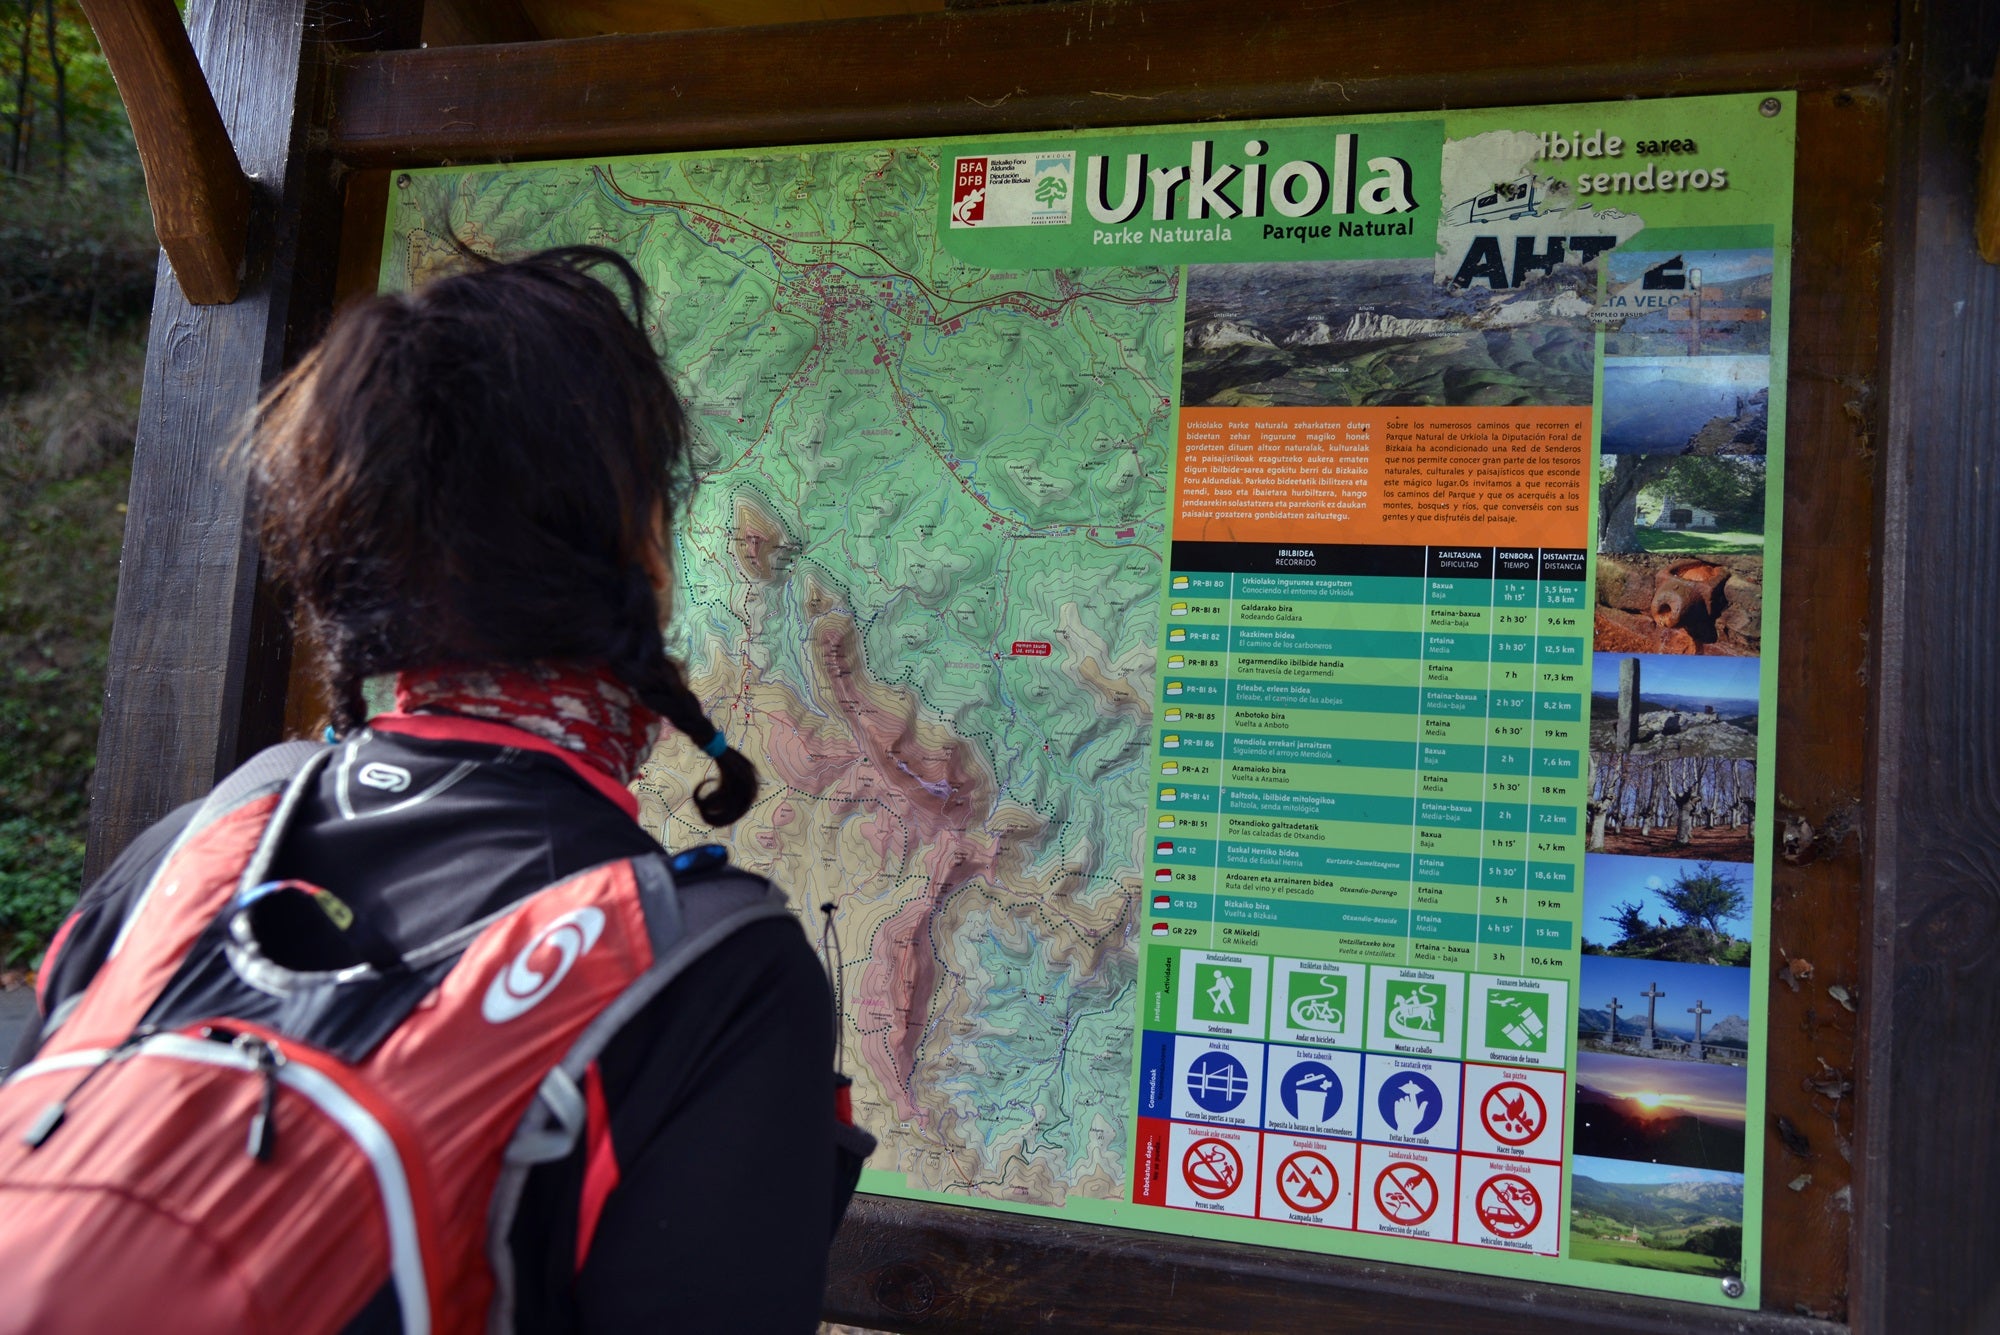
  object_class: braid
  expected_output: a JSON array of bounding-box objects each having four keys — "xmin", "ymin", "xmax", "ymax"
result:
[
  {"xmin": 321, "ymin": 620, "xmax": 370, "ymax": 736},
  {"xmin": 608, "ymin": 569, "xmax": 759, "ymax": 827}
]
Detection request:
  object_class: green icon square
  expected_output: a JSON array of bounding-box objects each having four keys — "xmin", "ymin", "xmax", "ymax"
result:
[
  {"xmin": 1284, "ymin": 971, "xmax": 1349, "ymax": 1034},
  {"xmin": 1192, "ymin": 964, "xmax": 1251, "ymax": 1024},
  {"xmin": 1382, "ymin": 980, "xmax": 1449, "ymax": 1042},
  {"xmin": 1486, "ymin": 989, "xmax": 1550, "ymax": 1051}
]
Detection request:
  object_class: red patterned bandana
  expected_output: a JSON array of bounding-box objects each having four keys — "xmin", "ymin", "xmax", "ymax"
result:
[{"xmin": 392, "ymin": 662, "xmax": 664, "ymax": 786}]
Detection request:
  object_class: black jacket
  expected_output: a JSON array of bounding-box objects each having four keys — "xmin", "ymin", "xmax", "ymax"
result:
[{"xmin": 15, "ymin": 728, "xmax": 869, "ymax": 1333}]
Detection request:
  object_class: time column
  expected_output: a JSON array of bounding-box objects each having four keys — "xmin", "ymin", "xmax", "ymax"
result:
[{"xmin": 1526, "ymin": 548, "xmax": 1589, "ymax": 977}]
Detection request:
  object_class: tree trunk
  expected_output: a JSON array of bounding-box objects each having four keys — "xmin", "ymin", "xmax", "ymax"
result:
[
  {"xmin": 41, "ymin": 0, "xmax": 62, "ymax": 187},
  {"xmin": 1599, "ymin": 454, "xmax": 1668, "ymax": 553},
  {"xmin": 9, "ymin": 2, "xmax": 35, "ymax": 176},
  {"xmin": 1589, "ymin": 802, "xmax": 1608, "ymax": 851}
]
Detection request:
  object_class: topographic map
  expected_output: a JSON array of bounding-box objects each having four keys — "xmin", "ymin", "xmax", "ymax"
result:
[{"xmin": 386, "ymin": 144, "xmax": 1179, "ymax": 1206}]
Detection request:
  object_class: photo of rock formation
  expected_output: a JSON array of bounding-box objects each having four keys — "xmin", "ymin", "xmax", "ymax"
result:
[
  {"xmin": 1600, "ymin": 356, "xmax": 1769, "ymax": 456},
  {"xmin": 1595, "ymin": 553, "xmax": 1761, "ymax": 656}
]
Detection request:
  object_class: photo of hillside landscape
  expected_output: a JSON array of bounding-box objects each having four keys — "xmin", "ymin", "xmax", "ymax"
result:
[
  {"xmin": 1600, "ymin": 356, "xmax": 1769, "ymax": 456},
  {"xmin": 1180, "ymin": 258, "xmax": 1595, "ymax": 408},
  {"xmin": 1568, "ymin": 1157, "xmax": 1745, "ymax": 1275},
  {"xmin": 1603, "ymin": 248, "xmax": 1774, "ymax": 358}
]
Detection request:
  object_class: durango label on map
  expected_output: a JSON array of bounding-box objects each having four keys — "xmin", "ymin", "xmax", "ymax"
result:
[{"xmin": 381, "ymin": 90, "xmax": 1789, "ymax": 1313}]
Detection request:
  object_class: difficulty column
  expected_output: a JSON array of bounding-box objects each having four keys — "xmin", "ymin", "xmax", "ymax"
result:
[{"xmin": 1412, "ymin": 547, "xmax": 1491, "ymax": 971}]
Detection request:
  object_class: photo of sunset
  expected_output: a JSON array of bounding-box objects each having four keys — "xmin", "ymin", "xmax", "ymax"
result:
[{"xmin": 1571, "ymin": 1050, "xmax": 1748, "ymax": 1173}]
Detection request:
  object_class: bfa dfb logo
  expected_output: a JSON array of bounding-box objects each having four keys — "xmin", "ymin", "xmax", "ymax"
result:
[{"xmin": 950, "ymin": 152, "xmax": 1074, "ymax": 229}]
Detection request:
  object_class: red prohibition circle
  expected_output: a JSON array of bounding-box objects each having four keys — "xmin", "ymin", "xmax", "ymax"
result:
[
  {"xmin": 1181, "ymin": 1137, "xmax": 1243, "ymax": 1201},
  {"xmin": 1372, "ymin": 1161, "xmax": 1438, "ymax": 1226},
  {"xmin": 1479, "ymin": 1080, "xmax": 1548, "ymax": 1147},
  {"xmin": 1274, "ymin": 1150, "xmax": 1339, "ymax": 1214},
  {"xmin": 1476, "ymin": 1173, "xmax": 1543, "ymax": 1239}
]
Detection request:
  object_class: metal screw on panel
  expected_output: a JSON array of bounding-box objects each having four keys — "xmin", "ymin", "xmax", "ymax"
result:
[
  {"xmin": 1721, "ymin": 1277, "xmax": 1747, "ymax": 1299},
  {"xmin": 1759, "ymin": 98, "xmax": 1782, "ymax": 117},
  {"xmin": 397, "ymin": 174, "xmax": 412, "ymax": 189}
]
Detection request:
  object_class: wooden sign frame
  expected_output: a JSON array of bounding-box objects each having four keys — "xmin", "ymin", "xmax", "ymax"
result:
[{"xmin": 87, "ymin": 0, "xmax": 2000, "ymax": 1330}]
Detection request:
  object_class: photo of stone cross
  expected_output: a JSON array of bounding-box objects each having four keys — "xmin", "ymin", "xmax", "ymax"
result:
[
  {"xmin": 1606, "ymin": 995, "xmax": 1623, "ymax": 1044},
  {"xmin": 1687, "ymin": 998, "xmax": 1713, "ymax": 1060},
  {"xmin": 1641, "ymin": 981, "xmax": 1666, "ymax": 1051}
]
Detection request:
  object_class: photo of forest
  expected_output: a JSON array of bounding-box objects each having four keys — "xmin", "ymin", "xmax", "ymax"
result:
[{"xmin": 1588, "ymin": 752, "xmax": 1756, "ymax": 862}]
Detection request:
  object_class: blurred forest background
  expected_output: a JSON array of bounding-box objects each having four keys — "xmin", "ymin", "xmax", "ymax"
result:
[{"xmin": 0, "ymin": 2, "xmax": 154, "ymax": 968}]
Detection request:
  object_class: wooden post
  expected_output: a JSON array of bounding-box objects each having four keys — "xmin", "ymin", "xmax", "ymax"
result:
[
  {"xmin": 1978, "ymin": 47, "xmax": 2000, "ymax": 262},
  {"xmin": 1861, "ymin": 0, "xmax": 2000, "ymax": 1326},
  {"xmin": 1616, "ymin": 656, "xmax": 1640, "ymax": 750},
  {"xmin": 76, "ymin": 0, "xmax": 250, "ymax": 305},
  {"xmin": 84, "ymin": 0, "xmax": 420, "ymax": 881}
]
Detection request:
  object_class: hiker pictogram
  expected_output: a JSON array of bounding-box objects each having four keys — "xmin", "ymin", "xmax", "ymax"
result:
[{"xmin": 1181, "ymin": 1137, "xmax": 1242, "ymax": 1201}]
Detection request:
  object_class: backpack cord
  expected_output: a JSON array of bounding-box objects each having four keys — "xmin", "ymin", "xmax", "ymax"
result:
[{"xmin": 816, "ymin": 903, "xmax": 846, "ymax": 1077}]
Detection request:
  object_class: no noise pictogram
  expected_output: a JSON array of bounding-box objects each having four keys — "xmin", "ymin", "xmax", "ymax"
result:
[
  {"xmin": 1479, "ymin": 1080, "xmax": 1548, "ymax": 1148},
  {"xmin": 1274, "ymin": 1149, "xmax": 1338, "ymax": 1215},
  {"xmin": 1372, "ymin": 1161, "xmax": 1438, "ymax": 1226},
  {"xmin": 1181, "ymin": 1137, "xmax": 1243, "ymax": 1201},
  {"xmin": 1475, "ymin": 1172, "xmax": 1543, "ymax": 1239}
]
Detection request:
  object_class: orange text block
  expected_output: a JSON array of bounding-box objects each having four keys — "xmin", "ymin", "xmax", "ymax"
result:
[{"xmin": 1173, "ymin": 407, "xmax": 1593, "ymax": 549}]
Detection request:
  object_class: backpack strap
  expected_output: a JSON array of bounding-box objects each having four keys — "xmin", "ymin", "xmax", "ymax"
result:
[
  {"xmin": 482, "ymin": 851, "xmax": 791, "ymax": 1332},
  {"xmin": 39, "ymin": 741, "xmax": 329, "ymax": 1048}
]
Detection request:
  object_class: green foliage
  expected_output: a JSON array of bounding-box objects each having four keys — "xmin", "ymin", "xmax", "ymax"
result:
[
  {"xmin": 1660, "ymin": 860, "xmax": 1750, "ymax": 934},
  {"xmin": 1681, "ymin": 1223, "xmax": 1744, "ymax": 1265},
  {"xmin": 1639, "ymin": 454, "xmax": 1765, "ymax": 530},
  {"xmin": 0, "ymin": 7, "xmax": 151, "ymax": 964}
]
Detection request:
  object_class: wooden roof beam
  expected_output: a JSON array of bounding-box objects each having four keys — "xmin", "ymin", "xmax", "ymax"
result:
[
  {"xmin": 326, "ymin": 0, "xmax": 1892, "ymax": 170},
  {"xmin": 79, "ymin": 0, "xmax": 251, "ymax": 305}
]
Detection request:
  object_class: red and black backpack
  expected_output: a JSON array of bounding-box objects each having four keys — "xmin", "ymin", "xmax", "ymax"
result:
[{"xmin": 0, "ymin": 742, "xmax": 800, "ymax": 1334}]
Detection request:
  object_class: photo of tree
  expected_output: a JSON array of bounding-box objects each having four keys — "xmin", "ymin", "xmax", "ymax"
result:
[
  {"xmin": 1598, "ymin": 452, "xmax": 1765, "ymax": 556},
  {"xmin": 1583, "ymin": 853, "xmax": 1752, "ymax": 966}
]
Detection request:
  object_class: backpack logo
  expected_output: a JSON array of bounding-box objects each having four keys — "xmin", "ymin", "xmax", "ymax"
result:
[
  {"xmin": 357, "ymin": 762, "xmax": 412, "ymax": 792},
  {"xmin": 481, "ymin": 908, "xmax": 607, "ymax": 1023}
]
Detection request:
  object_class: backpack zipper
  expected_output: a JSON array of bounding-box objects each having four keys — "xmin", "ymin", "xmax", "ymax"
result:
[
  {"xmin": 12, "ymin": 1029, "xmax": 433, "ymax": 1335},
  {"xmin": 17, "ymin": 1026, "xmax": 155, "ymax": 1149}
]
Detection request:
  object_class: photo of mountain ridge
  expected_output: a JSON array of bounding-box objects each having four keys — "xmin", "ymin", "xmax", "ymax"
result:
[
  {"xmin": 1181, "ymin": 258, "xmax": 1596, "ymax": 407},
  {"xmin": 1568, "ymin": 1157, "xmax": 1745, "ymax": 1275}
]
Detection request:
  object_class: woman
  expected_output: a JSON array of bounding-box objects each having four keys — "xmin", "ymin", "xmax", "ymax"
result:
[{"xmin": 7, "ymin": 248, "xmax": 867, "ymax": 1332}]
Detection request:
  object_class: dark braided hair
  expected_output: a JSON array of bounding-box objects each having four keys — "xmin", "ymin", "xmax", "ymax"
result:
[{"xmin": 246, "ymin": 245, "xmax": 758, "ymax": 827}]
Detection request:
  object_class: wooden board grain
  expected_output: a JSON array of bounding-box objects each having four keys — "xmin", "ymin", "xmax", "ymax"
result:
[
  {"xmin": 1860, "ymin": 0, "xmax": 2000, "ymax": 1328},
  {"xmin": 85, "ymin": 0, "xmax": 423, "ymax": 881},
  {"xmin": 825, "ymin": 1196, "xmax": 1847, "ymax": 1334},
  {"xmin": 1754, "ymin": 86, "xmax": 1886, "ymax": 1323},
  {"xmin": 326, "ymin": 0, "xmax": 1891, "ymax": 168}
]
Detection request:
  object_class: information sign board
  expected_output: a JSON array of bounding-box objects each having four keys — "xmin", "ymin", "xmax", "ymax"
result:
[{"xmin": 383, "ymin": 91, "xmax": 1790, "ymax": 1308}]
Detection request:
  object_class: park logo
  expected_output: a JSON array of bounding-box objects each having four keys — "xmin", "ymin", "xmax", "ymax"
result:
[{"xmin": 951, "ymin": 152, "xmax": 1075, "ymax": 229}]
